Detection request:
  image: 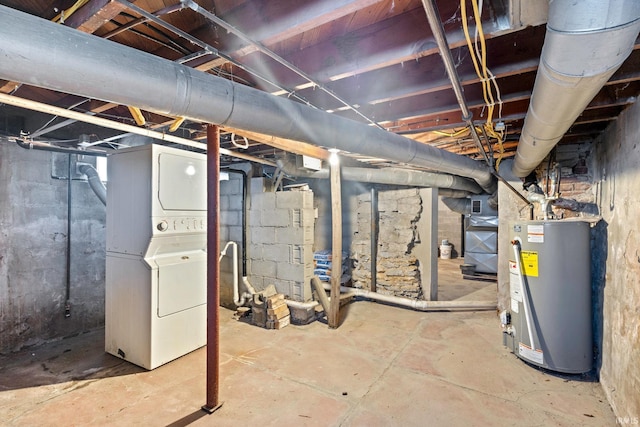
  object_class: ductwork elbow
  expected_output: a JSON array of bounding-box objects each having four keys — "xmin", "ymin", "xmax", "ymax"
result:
[
  {"xmin": 441, "ymin": 197, "xmax": 471, "ymax": 215},
  {"xmin": 79, "ymin": 164, "xmax": 107, "ymax": 206},
  {"xmin": 512, "ymin": 0, "xmax": 640, "ymax": 178}
]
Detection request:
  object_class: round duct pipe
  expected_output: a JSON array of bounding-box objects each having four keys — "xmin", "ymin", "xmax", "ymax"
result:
[
  {"xmin": 0, "ymin": 5, "xmax": 495, "ymax": 193},
  {"xmin": 275, "ymin": 158, "xmax": 483, "ymax": 194},
  {"xmin": 512, "ymin": 0, "xmax": 640, "ymax": 177}
]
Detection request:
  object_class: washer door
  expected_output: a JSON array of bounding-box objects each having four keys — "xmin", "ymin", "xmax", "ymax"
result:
[{"xmin": 154, "ymin": 250, "xmax": 206, "ymax": 317}]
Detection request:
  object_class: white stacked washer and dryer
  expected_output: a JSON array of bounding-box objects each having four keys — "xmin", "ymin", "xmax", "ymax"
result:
[{"xmin": 105, "ymin": 144, "xmax": 207, "ymax": 370}]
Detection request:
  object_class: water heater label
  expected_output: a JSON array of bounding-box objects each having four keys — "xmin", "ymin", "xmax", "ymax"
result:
[
  {"xmin": 509, "ymin": 260, "xmax": 522, "ymax": 303},
  {"xmin": 527, "ymin": 224, "xmax": 544, "ymax": 243},
  {"xmin": 511, "ymin": 298, "xmax": 519, "ymax": 313},
  {"xmin": 521, "ymin": 251, "xmax": 539, "ymax": 277},
  {"xmin": 519, "ymin": 343, "xmax": 544, "ymax": 365}
]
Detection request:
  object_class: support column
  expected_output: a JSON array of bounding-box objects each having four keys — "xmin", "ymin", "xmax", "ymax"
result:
[
  {"xmin": 419, "ymin": 187, "xmax": 438, "ymax": 301},
  {"xmin": 203, "ymin": 124, "xmax": 223, "ymax": 414},
  {"xmin": 328, "ymin": 153, "xmax": 342, "ymax": 328},
  {"xmin": 370, "ymin": 187, "xmax": 378, "ymax": 293}
]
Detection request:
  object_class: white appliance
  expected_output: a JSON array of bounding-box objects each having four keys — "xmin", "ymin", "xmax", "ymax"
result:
[{"xmin": 105, "ymin": 144, "xmax": 207, "ymax": 369}]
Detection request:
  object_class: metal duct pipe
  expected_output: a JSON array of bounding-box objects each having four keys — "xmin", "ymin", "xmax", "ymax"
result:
[
  {"xmin": 275, "ymin": 158, "xmax": 483, "ymax": 194},
  {"xmin": 512, "ymin": 0, "xmax": 640, "ymax": 177},
  {"xmin": 441, "ymin": 197, "xmax": 471, "ymax": 215},
  {"xmin": 78, "ymin": 164, "xmax": 107, "ymax": 206},
  {"xmin": 438, "ymin": 189, "xmax": 474, "ymax": 198},
  {"xmin": 0, "ymin": 6, "xmax": 495, "ymax": 193}
]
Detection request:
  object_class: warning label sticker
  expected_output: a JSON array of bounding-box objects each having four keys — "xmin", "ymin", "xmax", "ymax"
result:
[
  {"xmin": 509, "ymin": 260, "xmax": 522, "ymax": 302},
  {"xmin": 519, "ymin": 342, "xmax": 544, "ymax": 365},
  {"xmin": 527, "ymin": 224, "xmax": 544, "ymax": 243},
  {"xmin": 521, "ymin": 251, "xmax": 539, "ymax": 277}
]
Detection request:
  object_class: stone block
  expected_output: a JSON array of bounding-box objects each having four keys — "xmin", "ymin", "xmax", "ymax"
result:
[
  {"xmin": 276, "ymin": 191, "xmax": 304, "ymax": 209},
  {"xmin": 378, "ymin": 199, "xmax": 398, "ymax": 212},
  {"xmin": 219, "ymin": 195, "xmax": 230, "ymax": 210},
  {"xmin": 227, "ymin": 194, "xmax": 244, "ymax": 211},
  {"xmin": 264, "ymin": 243, "xmax": 291, "ymax": 263},
  {"xmin": 251, "ymin": 192, "xmax": 276, "ymax": 210},
  {"xmin": 228, "ymin": 226, "xmax": 243, "ymax": 243},
  {"xmin": 250, "ymin": 227, "xmax": 275, "ymax": 244},
  {"xmin": 276, "ymin": 226, "xmax": 313, "ymax": 245},
  {"xmin": 271, "ymin": 279, "xmax": 293, "ymax": 298},
  {"xmin": 277, "ymin": 262, "xmax": 304, "ymax": 282},
  {"xmin": 249, "ymin": 177, "xmax": 273, "ymax": 194},
  {"xmin": 247, "ymin": 275, "xmax": 264, "ymax": 291},
  {"xmin": 220, "ymin": 178, "xmax": 241, "ymax": 195},
  {"xmin": 218, "ymin": 226, "xmax": 229, "ymax": 242},
  {"xmin": 248, "ymin": 208, "xmax": 261, "ymax": 227},
  {"xmin": 249, "ymin": 243, "xmax": 263, "ymax": 260},
  {"xmin": 251, "ymin": 260, "xmax": 277, "ymax": 277},
  {"xmin": 289, "ymin": 305, "xmax": 317, "ymax": 325},
  {"xmin": 261, "ymin": 209, "xmax": 291, "ymax": 227},
  {"xmin": 306, "ymin": 208, "xmax": 318, "ymax": 227},
  {"xmin": 221, "ymin": 210, "xmax": 240, "ymax": 226}
]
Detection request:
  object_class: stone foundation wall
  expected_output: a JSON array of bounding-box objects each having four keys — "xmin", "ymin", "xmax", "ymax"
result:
[{"xmin": 351, "ymin": 188, "xmax": 422, "ymax": 298}]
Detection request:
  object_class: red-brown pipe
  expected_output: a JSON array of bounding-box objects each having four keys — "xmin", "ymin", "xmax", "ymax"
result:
[{"xmin": 203, "ymin": 124, "xmax": 223, "ymax": 414}]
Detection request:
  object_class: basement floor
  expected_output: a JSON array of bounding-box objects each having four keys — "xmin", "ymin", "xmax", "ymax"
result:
[{"xmin": 0, "ymin": 259, "xmax": 614, "ymax": 426}]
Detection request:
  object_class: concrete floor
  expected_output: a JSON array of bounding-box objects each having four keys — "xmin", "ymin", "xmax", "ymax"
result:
[{"xmin": 0, "ymin": 260, "xmax": 614, "ymax": 426}]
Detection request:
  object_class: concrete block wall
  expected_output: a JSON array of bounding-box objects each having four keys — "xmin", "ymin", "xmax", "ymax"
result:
[
  {"xmin": 219, "ymin": 170, "xmax": 246, "ymax": 308},
  {"xmin": 352, "ymin": 188, "xmax": 423, "ymax": 298},
  {"xmin": 248, "ymin": 189, "xmax": 315, "ymax": 302},
  {"xmin": 593, "ymin": 100, "xmax": 640, "ymax": 420},
  {"xmin": 0, "ymin": 142, "xmax": 105, "ymax": 353}
]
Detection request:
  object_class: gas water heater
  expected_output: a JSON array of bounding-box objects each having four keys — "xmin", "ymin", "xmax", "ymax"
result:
[
  {"xmin": 105, "ymin": 144, "xmax": 207, "ymax": 370},
  {"xmin": 504, "ymin": 219, "xmax": 592, "ymax": 374}
]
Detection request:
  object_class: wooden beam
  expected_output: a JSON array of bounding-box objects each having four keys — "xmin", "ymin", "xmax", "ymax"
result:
[
  {"xmin": 287, "ymin": 25, "xmax": 546, "ymax": 108},
  {"xmin": 328, "ymin": 153, "xmax": 342, "ymax": 329},
  {"xmin": 259, "ymin": 12, "xmax": 504, "ymax": 93},
  {"xmin": 187, "ymin": 0, "xmax": 387, "ymax": 71},
  {"xmin": 64, "ymin": 0, "xmax": 127, "ymax": 34},
  {"xmin": 222, "ymin": 128, "xmax": 330, "ymax": 160}
]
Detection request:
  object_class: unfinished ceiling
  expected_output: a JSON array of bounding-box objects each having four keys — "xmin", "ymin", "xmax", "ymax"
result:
[{"xmin": 0, "ymin": 0, "xmax": 638, "ymax": 168}]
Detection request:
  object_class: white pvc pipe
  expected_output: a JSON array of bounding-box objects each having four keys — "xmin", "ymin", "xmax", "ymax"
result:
[
  {"xmin": 511, "ymin": 239, "xmax": 537, "ymax": 350},
  {"xmin": 284, "ymin": 299, "xmax": 320, "ymax": 310},
  {"xmin": 321, "ymin": 283, "xmax": 495, "ymax": 311},
  {"xmin": 219, "ymin": 241, "xmax": 253, "ymax": 307}
]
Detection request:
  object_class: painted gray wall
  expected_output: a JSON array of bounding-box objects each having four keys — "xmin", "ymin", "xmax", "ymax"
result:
[
  {"xmin": 0, "ymin": 141, "xmax": 105, "ymax": 353},
  {"xmin": 437, "ymin": 198, "xmax": 462, "ymax": 258},
  {"xmin": 594, "ymin": 100, "xmax": 640, "ymax": 419}
]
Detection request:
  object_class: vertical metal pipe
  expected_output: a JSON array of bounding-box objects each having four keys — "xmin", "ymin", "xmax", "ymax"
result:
[
  {"xmin": 370, "ymin": 187, "xmax": 378, "ymax": 293},
  {"xmin": 202, "ymin": 125, "xmax": 223, "ymax": 414},
  {"xmin": 421, "ymin": 0, "xmax": 490, "ymax": 166},
  {"xmin": 328, "ymin": 158, "xmax": 343, "ymax": 329},
  {"xmin": 65, "ymin": 154, "xmax": 72, "ymax": 318}
]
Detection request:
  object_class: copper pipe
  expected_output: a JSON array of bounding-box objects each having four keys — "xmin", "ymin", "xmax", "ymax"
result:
[{"xmin": 202, "ymin": 124, "xmax": 223, "ymax": 414}]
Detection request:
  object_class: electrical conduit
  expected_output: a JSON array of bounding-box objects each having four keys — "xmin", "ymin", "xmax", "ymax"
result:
[{"xmin": 510, "ymin": 239, "xmax": 537, "ymax": 351}]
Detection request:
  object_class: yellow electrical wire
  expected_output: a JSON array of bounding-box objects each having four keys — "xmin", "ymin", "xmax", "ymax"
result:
[
  {"xmin": 434, "ymin": 128, "xmax": 471, "ymax": 138},
  {"xmin": 460, "ymin": 0, "xmax": 505, "ymax": 169},
  {"xmin": 52, "ymin": 0, "xmax": 90, "ymax": 23}
]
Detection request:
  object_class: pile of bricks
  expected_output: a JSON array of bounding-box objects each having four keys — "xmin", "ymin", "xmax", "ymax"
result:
[{"xmin": 265, "ymin": 294, "xmax": 290, "ymax": 329}]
